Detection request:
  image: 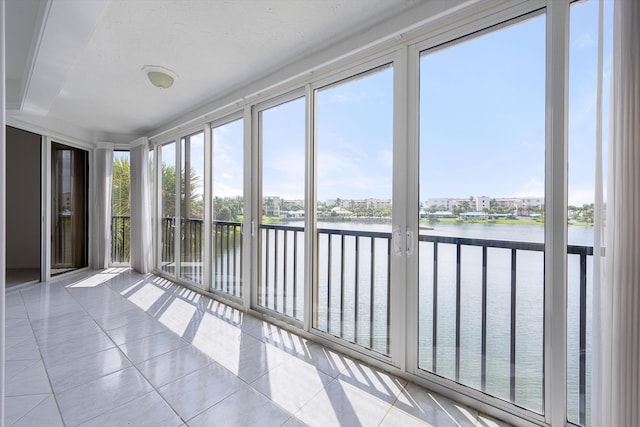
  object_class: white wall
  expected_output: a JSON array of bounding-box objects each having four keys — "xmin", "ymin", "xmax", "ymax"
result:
[{"xmin": 6, "ymin": 126, "xmax": 40, "ymax": 269}]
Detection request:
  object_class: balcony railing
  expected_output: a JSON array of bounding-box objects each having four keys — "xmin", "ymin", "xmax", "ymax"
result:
[
  {"xmin": 111, "ymin": 215, "xmax": 130, "ymax": 264},
  {"xmin": 160, "ymin": 217, "xmax": 204, "ymax": 282},
  {"xmin": 212, "ymin": 220, "xmax": 243, "ymax": 297},
  {"xmin": 154, "ymin": 218, "xmax": 592, "ymax": 424},
  {"xmin": 161, "ymin": 217, "xmax": 175, "ymax": 267},
  {"xmin": 316, "ymin": 227, "xmax": 391, "ymax": 355},
  {"xmin": 258, "ymin": 224, "xmax": 591, "ymax": 424},
  {"xmin": 418, "ymin": 234, "xmax": 592, "ymax": 423},
  {"xmin": 259, "ymin": 224, "xmax": 305, "ymax": 321}
]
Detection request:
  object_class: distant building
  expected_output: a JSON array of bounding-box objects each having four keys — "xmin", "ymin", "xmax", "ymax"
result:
[
  {"xmin": 425, "ymin": 197, "xmax": 476, "ymax": 210},
  {"xmin": 330, "ymin": 198, "xmax": 392, "ymax": 210},
  {"xmin": 263, "ymin": 196, "xmax": 281, "ymax": 216},
  {"xmin": 426, "ymin": 195, "xmax": 544, "ymax": 216},
  {"xmin": 475, "ymin": 196, "xmax": 491, "ymax": 212}
]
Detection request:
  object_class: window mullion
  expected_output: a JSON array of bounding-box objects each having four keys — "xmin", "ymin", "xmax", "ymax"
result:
[
  {"xmin": 545, "ymin": 0, "xmax": 570, "ymax": 424},
  {"xmin": 174, "ymin": 133, "xmax": 182, "ymax": 279}
]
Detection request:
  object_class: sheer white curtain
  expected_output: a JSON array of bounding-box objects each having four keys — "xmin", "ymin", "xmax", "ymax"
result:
[
  {"xmin": 593, "ymin": 0, "xmax": 640, "ymax": 425},
  {"xmin": 92, "ymin": 147, "xmax": 113, "ymax": 269},
  {"xmin": 130, "ymin": 138, "xmax": 152, "ymax": 273}
]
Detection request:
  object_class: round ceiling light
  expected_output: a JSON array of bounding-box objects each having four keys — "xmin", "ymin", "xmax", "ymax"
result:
[{"xmin": 142, "ymin": 65, "xmax": 177, "ymax": 89}]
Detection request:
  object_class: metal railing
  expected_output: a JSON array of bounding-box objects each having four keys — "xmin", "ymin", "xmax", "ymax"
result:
[
  {"xmin": 156, "ymin": 218, "xmax": 592, "ymax": 424},
  {"xmin": 316, "ymin": 227, "xmax": 391, "ymax": 356},
  {"xmin": 160, "ymin": 217, "xmax": 204, "ymax": 282},
  {"xmin": 212, "ymin": 220, "xmax": 243, "ymax": 297},
  {"xmin": 418, "ymin": 234, "xmax": 592, "ymax": 424},
  {"xmin": 259, "ymin": 224, "xmax": 305, "ymax": 321},
  {"xmin": 259, "ymin": 224, "xmax": 391, "ymax": 354},
  {"xmin": 111, "ymin": 215, "xmax": 130, "ymax": 263},
  {"xmin": 161, "ymin": 217, "xmax": 175, "ymax": 265},
  {"xmin": 180, "ymin": 218, "xmax": 204, "ymax": 284}
]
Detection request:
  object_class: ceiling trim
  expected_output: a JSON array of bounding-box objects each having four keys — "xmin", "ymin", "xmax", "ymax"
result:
[
  {"xmin": 6, "ymin": 0, "xmax": 50, "ymax": 111},
  {"xmin": 21, "ymin": 0, "xmax": 110, "ymax": 116}
]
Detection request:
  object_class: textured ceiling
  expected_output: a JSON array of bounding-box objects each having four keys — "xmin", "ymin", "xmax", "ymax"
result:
[{"xmin": 6, "ymin": 0, "xmax": 427, "ymax": 142}]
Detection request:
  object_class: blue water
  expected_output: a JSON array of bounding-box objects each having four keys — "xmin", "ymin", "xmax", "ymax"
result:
[{"xmin": 251, "ymin": 220, "xmax": 592, "ymax": 422}]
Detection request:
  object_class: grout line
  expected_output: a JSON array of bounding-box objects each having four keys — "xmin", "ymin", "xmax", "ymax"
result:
[
  {"xmin": 17, "ymin": 285, "xmax": 66, "ymax": 426},
  {"xmin": 59, "ymin": 270, "xmax": 190, "ymax": 426}
]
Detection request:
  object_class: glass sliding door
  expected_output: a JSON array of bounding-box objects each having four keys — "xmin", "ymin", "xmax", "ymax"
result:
[
  {"xmin": 180, "ymin": 131, "xmax": 205, "ymax": 284},
  {"xmin": 51, "ymin": 142, "xmax": 88, "ymax": 275},
  {"xmin": 314, "ymin": 65, "xmax": 394, "ymax": 355},
  {"xmin": 258, "ymin": 97, "xmax": 305, "ymax": 321},
  {"xmin": 159, "ymin": 141, "xmax": 176, "ymax": 275},
  {"xmin": 212, "ymin": 118, "xmax": 244, "ymax": 298},
  {"xmin": 417, "ymin": 13, "xmax": 546, "ymax": 412}
]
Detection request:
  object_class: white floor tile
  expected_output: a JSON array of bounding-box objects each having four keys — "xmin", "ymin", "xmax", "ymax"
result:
[
  {"xmin": 5, "ymin": 360, "xmax": 52, "ymax": 396},
  {"xmin": 3, "ymin": 394, "xmax": 50, "ymax": 426},
  {"xmin": 39, "ymin": 330, "xmax": 116, "ymax": 366},
  {"xmin": 136, "ymin": 345, "xmax": 212, "ymax": 388},
  {"xmin": 338, "ymin": 361, "xmax": 407, "ymax": 405},
  {"xmin": 5, "ymin": 318, "xmax": 33, "ymax": 337},
  {"xmin": 119, "ymin": 330, "xmax": 188, "ymax": 364},
  {"xmin": 5, "ymin": 359, "xmax": 42, "ymax": 383},
  {"xmin": 31, "ymin": 311, "xmax": 103, "ymax": 347},
  {"xmin": 76, "ymin": 391, "xmax": 182, "ymax": 427},
  {"xmin": 281, "ymin": 416, "xmax": 309, "ymax": 427},
  {"xmin": 187, "ymin": 384, "xmax": 293, "ymax": 427},
  {"xmin": 380, "ymin": 406, "xmax": 439, "ymax": 427},
  {"xmin": 92, "ymin": 306, "xmax": 154, "ymax": 331},
  {"xmin": 56, "ymin": 366, "xmax": 153, "ymax": 426},
  {"xmin": 106, "ymin": 316, "xmax": 169, "ymax": 345},
  {"xmin": 475, "ymin": 414, "xmax": 513, "ymax": 426},
  {"xmin": 251, "ymin": 356, "xmax": 334, "ymax": 414},
  {"xmin": 8, "ymin": 269, "xmax": 512, "ymax": 427},
  {"xmin": 158, "ymin": 362, "xmax": 245, "ymax": 420},
  {"xmin": 5, "ymin": 335, "xmax": 41, "ymax": 361},
  {"xmin": 46, "ymin": 346, "xmax": 131, "ymax": 393},
  {"xmin": 293, "ymin": 378, "xmax": 392, "ymax": 427},
  {"xmin": 214, "ymin": 340, "xmax": 285, "ymax": 383},
  {"xmin": 392, "ymin": 382, "xmax": 478, "ymax": 427},
  {"xmin": 5, "ymin": 297, "xmax": 29, "ymax": 319},
  {"xmin": 11, "ymin": 395, "xmax": 64, "ymax": 427},
  {"xmin": 291, "ymin": 341, "xmax": 355, "ymax": 379}
]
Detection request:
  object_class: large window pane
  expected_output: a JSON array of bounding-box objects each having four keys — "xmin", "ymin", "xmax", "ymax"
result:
[
  {"xmin": 212, "ymin": 119, "xmax": 244, "ymax": 298},
  {"xmin": 259, "ymin": 98, "xmax": 305, "ymax": 320},
  {"xmin": 315, "ymin": 65, "xmax": 394, "ymax": 355},
  {"xmin": 111, "ymin": 151, "xmax": 130, "ymax": 264},
  {"xmin": 180, "ymin": 131, "xmax": 205, "ymax": 284},
  {"xmin": 418, "ymin": 14, "xmax": 545, "ymax": 412},
  {"xmin": 160, "ymin": 142, "xmax": 176, "ymax": 275}
]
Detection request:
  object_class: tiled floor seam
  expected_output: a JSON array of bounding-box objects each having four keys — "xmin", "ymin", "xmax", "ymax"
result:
[
  {"xmin": 17, "ymin": 288, "xmax": 66, "ymax": 427},
  {"xmin": 376, "ymin": 382, "xmax": 407, "ymax": 426},
  {"xmin": 76, "ymin": 272, "xmax": 273, "ymax": 425},
  {"xmin": 60, "ymin": 279, "xmax": 190, "ymax": 426},
  {"xmin": 7, "ymin": 394, "xmax": 53, "ymax": 427}
]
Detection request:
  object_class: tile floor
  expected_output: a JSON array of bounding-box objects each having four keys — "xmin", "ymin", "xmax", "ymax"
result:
[{"xmin": 5, "ymin": 268, "xmax": 511, "ymax": 426}]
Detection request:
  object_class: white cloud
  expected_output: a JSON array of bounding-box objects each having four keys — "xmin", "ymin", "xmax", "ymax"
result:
[
  {"xmin": 568, "ymin": 185, "xmax": 598, "ymax": 206},
  {"xmin": 515, "ymin": 176, "xmax": 544, "ymax": 198},
  {"xmin": 574, "ymin": 32, "xmax": 594, "ymax": 49}
]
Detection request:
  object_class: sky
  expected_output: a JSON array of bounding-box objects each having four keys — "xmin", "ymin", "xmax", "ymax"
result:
[{"xmin": 163, "ymin": 0, "xmax": 612, "ymax": 207}]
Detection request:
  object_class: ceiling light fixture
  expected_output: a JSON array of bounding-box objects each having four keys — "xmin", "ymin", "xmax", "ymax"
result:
[{"xmin": 142, "ymin": 65, "xmax": 177, "ymax": 89}]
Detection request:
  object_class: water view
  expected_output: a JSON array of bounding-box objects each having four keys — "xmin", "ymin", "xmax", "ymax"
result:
[{"xmin": 251, "ymin": 219, "xmax": 592, "ymax": 419}]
